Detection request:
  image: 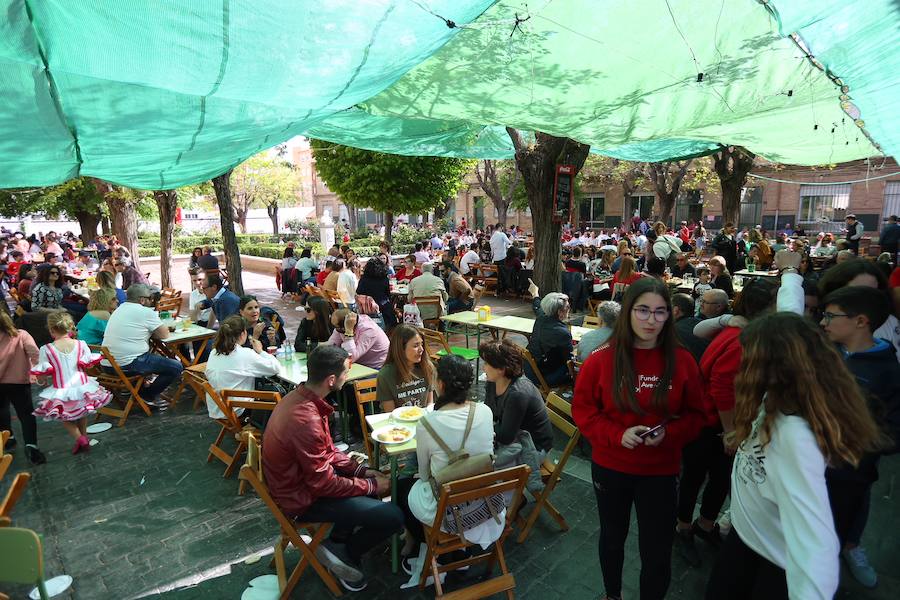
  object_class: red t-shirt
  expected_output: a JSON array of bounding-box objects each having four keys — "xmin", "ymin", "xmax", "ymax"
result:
[
  {"xmin": 612, "ymin": 271, "xmax": 643, "ymax": 286},
  {"xmin": 698, "ymin": 326, "xmax": 742, "ymax": 422},
  {"xmin": 315, "ymin": 269, "xmax": 330, "ymax": 286},
  {"xmin": 396, "ymin": 267, "xmax": 421, "ymax": 282},
  {"xmin": 572, "ymin": 344, "xmax": 706, "ymax": 476}
]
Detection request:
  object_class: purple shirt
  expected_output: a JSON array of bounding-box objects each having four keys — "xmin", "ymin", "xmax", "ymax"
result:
[{"xmin": 326, "ymin": 314, "xmax": 389, "ymax": 369}]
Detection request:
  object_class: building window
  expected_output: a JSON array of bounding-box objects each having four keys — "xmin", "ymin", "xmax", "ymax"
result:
[
  {"xmin": 798, "ymin": 184, "xmax": 850, "ymax": 224},
  {"xmin": 357, "ymin": 208, "xmax": 382, "ymax": 226},
  {"xmin": 629, "ymin": 194, "xmax": 654, "ymax": 220},
  {"xmin": 884, "ymin": 182, "xmax": 900, "ymax": 221},
  {"xmin": 579, "ymin": 195, "xmax": 605, "ymax": 229}
]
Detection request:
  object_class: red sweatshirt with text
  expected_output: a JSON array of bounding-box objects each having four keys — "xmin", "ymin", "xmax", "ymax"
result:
[
  {"xmin": 572, "ymin": 344, "xmax": 706, "ymax": 475},
  {"xmin": 698, "ymin": 326, "xmax": 742, "ymax": 426}
]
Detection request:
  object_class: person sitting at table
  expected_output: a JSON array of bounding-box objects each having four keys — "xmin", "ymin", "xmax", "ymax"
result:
[
  {"xmin": 295, "ymin": 296, "xmax": 335, "ymax": 353},
  {"xmin": 408, "ymin": 261, "xmax": 447, "ymax": 322},
  {"xmin": 671, "ymin": 253, "xmax": 696, "ymax": 278},
  {"xmin": 395, "ymin": 354, "xmax": 500, "ymax": 574},
  {"xmin": 16, "ymin": 264, "xmax": 36, "ymax": 310},
  {"xmin": 460, "ymin": 242, "xmax": 480, "ymax": 277},
  {"xmin": 646, "ymin": 256, "xmax": 667, "ymax": 280},
  {"xmin": 481, "ymin": 339, "xmax": 553, "ymax": 488},
  {"xmin": 263, "ymin": 344, "xmax": 398, "ymax": 592},
  {"xmin": 295, "ymin": 247, "xmax": 319, "ymax": 285},
  {"xmin": 31, "ymin": 264, "xmax": 65, "ymax": 310},
  {"xmin": 327, "ymin": 308, "xmax": 389, "ymax": 369},
  {"xmin": 324, "ymin": 258, "xmax": 343, "ymax": 293},
  {"xmin": 188, "ymin": 268, "xmax": 212, "ymax": 327},
  {"xmin": 43, "ymin": 233, "xmax": 63, "ymax": 257},
  {"xmin": 205, "ymin": 315, "xmax": 281, "ymax": 420},
  {"xmin": 708, "ymin": 255, "xmax": 734, "ymax": 298},
  {"xmin": 395, "ymin": 255, "xmax": 422, "ymax": 284},
  {"xmin": 238, "ymin": 295, "xmax": 279, "ymax": 349},
  {"xmin": 101, "ymin": 284, "xmax": 183, "ymax": 409},
  {"xmin": 197, "ymin": 246, "xmax": 219, "ymax": 271},
  {"xmin": 376, "ymin": 324, "xmax": 434, "ymax": 412},
  {"xmin": 356, "ymin": 257, "xmax": 395, "ymax": 328},
  {"xmin": 337, "ymin": 258, "xmax": 359, "ymax": 310},
  {"xmin": 612, "ymin": 255, "xmax": 643, "ymax": 288},
  {"xmin": 524, "ymin": 283, "xmax": 573, "ymax": 387},
  {"xmin": 189, "ymin": 247, "xmax": 203, "ymax": 270},
  {"xmin": 77, "ymin": 287, "xmax": 118, "ymax": 345},
  {"xmin": 442, "ymin": 260, "xmax": 473, "ymax": 314},
  {"xmin": 115, "ymin": 257, "xmax": 147, "ymax": 290},
  {"xmin": 201, "ymin": 273, "xmax": 240, "ymax": 329},
  {"xmin": 316, "ymin": 256, "xmax": 334, "ymax": 286},
  {"xmin": 814, "ymin": 232, "xmax": 837, "ymax": 258},
  {"xmin": 576, "ymin": 300, "xmax": 620, "ymax": 361},
  {"xmin": 96, "ymin": 270, "xmax": 126, "ymax": 305}
]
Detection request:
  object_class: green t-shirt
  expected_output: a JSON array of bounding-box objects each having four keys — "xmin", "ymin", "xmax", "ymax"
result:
[{"xmin": 376, "ymin": 362, "xmax": 432, "ymax": 410}]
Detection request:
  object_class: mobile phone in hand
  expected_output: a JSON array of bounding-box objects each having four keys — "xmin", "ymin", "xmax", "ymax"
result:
[{"xmin": 639, "ymin": 423, "xmax": 665, "ymax": 439}]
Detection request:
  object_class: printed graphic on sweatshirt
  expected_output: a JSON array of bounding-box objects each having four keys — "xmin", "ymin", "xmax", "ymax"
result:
[
  {"xmin": 735, "ymin": 422, "xmax": 767, "ymax": 485},
  {"xmin": 634, "ymin": 374, "xmax": 672, "ymax": 393}
]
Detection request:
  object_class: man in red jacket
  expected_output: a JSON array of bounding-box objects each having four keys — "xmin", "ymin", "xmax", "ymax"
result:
[{"xmin": 262, "ymin": 345, "xmax": 401, "ymax": 592}]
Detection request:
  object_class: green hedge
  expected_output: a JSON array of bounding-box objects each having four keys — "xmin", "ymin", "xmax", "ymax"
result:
[{"xmin": 138, "ymin": 241, "xmax": 417, "ymax": 260}]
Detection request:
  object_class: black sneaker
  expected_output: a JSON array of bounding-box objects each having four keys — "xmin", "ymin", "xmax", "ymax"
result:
[
  {"xmin": 25, "ymin": 446, "xmax": 47, "ymax": 465},
  {"xmin": 674, "ymin": 528, "xmax": 701, "ymax": 568},
  {"xmin": 314, "ymin": 540, "xmax": 364, "ymax": 583},
  {"xmin": 4, "ymin": 435, "xmax": 16, "ymax": 452},
  {"xmin": 693, "ymin": 520, "xmax": 722, "ymax": 547}
]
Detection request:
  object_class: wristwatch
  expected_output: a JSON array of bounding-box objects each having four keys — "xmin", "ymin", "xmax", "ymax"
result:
[{"xmin": 780, "ymin": 267, "xmax": 799, "ymax": 275}]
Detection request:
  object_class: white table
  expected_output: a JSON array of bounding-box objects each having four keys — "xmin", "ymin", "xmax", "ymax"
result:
[{"xmin": 734, "ymin": 269, "xmax": 779, "ymax": 278}]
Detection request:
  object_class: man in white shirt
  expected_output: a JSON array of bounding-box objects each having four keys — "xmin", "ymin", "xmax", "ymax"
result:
[
  {"xmin": 413, "ymin": 242, "xmax": 431, "ymax": 265},
  {"xmin": 408, "ymin": 262, "xmax": 449, "ymax": 321},
  {"xmin": 337, "ymin": 259, "xmax": 359, "ymax": 309},
  {"xmin": 489, "ymin": 224, "xmax": 512, "ymax": 264},
  {"xmin": 653, "ymin": 231, "xmax": 683, "ymax": 264},
  {"xmin": 460, "ymin": 243, "xmax": 480, "ymax": 276},
  {"xmin": 101, "ymin": 284, "xmax": 183, "ymax": 408}
]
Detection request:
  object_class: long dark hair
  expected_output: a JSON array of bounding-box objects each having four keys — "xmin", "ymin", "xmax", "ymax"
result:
[
  {"xmin": 434, "ymin": 354, "xmax": 474, "ymax": 409},
  {"xmin": 35, "ymin": 265, "xmax": 62, "ymax": 288},
  {"xmin": 307, "ymin": 296, "xmax": 334, "ymax": 341},
  {"xmin": 610, "ymin": 277, "xmax": 677, "ymax": 415}
]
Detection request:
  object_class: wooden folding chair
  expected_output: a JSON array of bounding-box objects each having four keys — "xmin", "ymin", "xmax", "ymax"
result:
[
  {"xmin": 89, "ymin": 345, "xmax": 151, "ymax": 427},
  {"xmin": 587, "ymin": 297, "xmax": 602, "ymax": 316},
  {"xmin": 414, "ymin": 296, "xmax": 443, "ymax": 330},
  {"xmin": 520, "ymin": 348, "xmax": 571, "ymax": 400},
  {"xmin": 239, "ymin": 434, "xmax": 343, "ymax": 598},
  {"xmin": 417, "ymin": 327, "xmax": 481, "ymax": 371},
  {"xmin": 0, "ymin": 472, "xmax": 31, "ymax": 527},
  {"xmin": 226, "ymin": 394, "xmax": 279, "ymax": 496},
  {"xmin": 476, "ymin": 264, "xmax": 499, "ymax": 297},
  {"xmin": 200, "ymin": 377, "xmax": 281, "ymax": 482},
  {"xmin": 0, "ymin": 431, "xmax": 12, "ymax": 483},
  {"xmin": 582, "ymin": 315, "xmax": 601, "ymax": 329},
  {"xmin": 323, "ymin": 289, "xmax": 343, "ymax": 310},
  {"xmin": 418, "ymin": 465, "xmax": 530, "ymax": 599},
  {"xmin": 351, "ymin": 378, "xmax": 382, "ymax": 468},
  {"xmin": 160, "ymin": 288, "xmax": 182, "ymax": 299},
  {"xmin": 156, "ymin": 296, "xmax": 182, "ymax": 317},
  {"xmin": 517, "ymin": 393, "xmax": 581, "ymax": 543}
]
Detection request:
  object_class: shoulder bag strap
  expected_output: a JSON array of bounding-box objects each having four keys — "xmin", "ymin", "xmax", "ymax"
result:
[
  {"xmin": 459, "ymin": 402, "xmax": 476, "ymax": 451},
  {"xmin": 419, "ymin": 415, "xmax": 454, "ymax": 456}
]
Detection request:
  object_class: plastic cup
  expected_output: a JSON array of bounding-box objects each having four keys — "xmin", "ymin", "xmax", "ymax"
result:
[{"xmin": 267, "ymin": 346, "xmax": 277, "ymax": 355}]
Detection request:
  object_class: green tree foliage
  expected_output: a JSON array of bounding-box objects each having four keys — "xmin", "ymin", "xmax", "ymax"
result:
[
  {"xmin": 309, "ymin": 139, "xmax": 474, "ymax": 242},
  {"xmin": 230, "ymin": 153, "xmax": 301, "ymax": 233},
  {"xmin": 0, "ymin": 177, "xmax": 106, "ymax": 236}
]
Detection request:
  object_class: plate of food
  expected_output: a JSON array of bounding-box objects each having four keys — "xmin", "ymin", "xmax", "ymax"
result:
[
  {"xmin": 391, "ymin": 405, "xmax": 426, "ymax": 422},
  {"xmin": 371, "ymin": 425, "xmax": 414, "ymax": 445}
]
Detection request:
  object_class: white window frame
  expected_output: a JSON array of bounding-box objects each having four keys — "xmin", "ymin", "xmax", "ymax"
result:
[
  {"xmin": 798, "ymin": 184, "xmax": 850, "ymax": 224},
  {"xmin": 883, "ymin": 182, "xmax": 900, "ymax": 222}
]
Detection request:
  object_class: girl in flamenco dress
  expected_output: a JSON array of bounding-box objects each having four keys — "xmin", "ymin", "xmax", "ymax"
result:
[{"xmin": 31, "ymin": 312, "xmax": 112, "ymax": 455}]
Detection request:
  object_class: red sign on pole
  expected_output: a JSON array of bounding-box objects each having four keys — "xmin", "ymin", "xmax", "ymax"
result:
[{"xmin": 552, "ymin": 164, "xmax": 575, "ymax": 223}]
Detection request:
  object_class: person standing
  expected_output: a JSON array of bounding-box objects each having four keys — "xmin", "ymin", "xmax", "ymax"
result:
[
  {"xmin": 705, "ymin": 313, "xmax": 884, "ymax": 599},
  {"xmin": 572, "ymin": 277, "xmax": 705, "ymax": 600},
  {"xmin": 712, "ymin": 223, "xmax": 739, "ymax": 275},
  {"xmin": 0, "ymin": 311, "xmax": 45, "ymax": 464},
  {"xmin": 879, "ymin": 214, "xmax": 899, "ymax": 262},
  {"xmin": 844, "ymin": 214, "xmax": 864, "ymax": 255},
  {"xmin": 490, "ymin": 223, "xmax": 512, "ymax": 292}
]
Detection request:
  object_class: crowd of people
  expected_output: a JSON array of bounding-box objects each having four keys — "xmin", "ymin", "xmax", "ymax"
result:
[{"xmin": 2, "ymin": 217, "xmax": 900, "ymax": 599}]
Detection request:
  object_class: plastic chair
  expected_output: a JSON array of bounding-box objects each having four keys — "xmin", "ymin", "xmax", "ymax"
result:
[{"xmin": 0, "ymin": 527, "xmax": 49, "ymax": 599}]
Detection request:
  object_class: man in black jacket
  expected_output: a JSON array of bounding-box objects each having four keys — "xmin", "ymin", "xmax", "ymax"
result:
[
  {"xmin": 820, "ymin": 286, "xmax": 900, "ymax": 588},
  {"xmin": 844, "ymin": 214, "xmax": 864, "ymax": 254},
  {"xmin": 879, "ymin": 214, "xmax": 899, "ymax": 262},
  {"xmin": 525, "ymin": 281, "xmax": 573, "ymax": 387},
  {"xmin": 711, "ymin": 222, "xmax": 738, "ymax": 274}
]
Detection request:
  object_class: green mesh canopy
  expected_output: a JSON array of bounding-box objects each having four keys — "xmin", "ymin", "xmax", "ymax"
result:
[{"xmin": 0, "ymin": 0, "xmax": 896, "ymax": 189}]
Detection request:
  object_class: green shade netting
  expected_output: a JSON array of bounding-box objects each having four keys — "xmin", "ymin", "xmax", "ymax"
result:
[{"xmin": 0, "ymin": 0, "xmax": 896, "ymax": 190}]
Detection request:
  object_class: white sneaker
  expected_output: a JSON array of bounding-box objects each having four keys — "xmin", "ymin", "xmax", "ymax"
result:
[{"xmin": 842, "ymin": 546, "xmax": 877, "ymax": 588}]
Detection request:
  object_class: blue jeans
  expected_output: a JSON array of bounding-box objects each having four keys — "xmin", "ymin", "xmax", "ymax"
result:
[
  {"xmin": 124, "ymin": 351, "xmax": 184, "ymax": 401},
  {"xmin": 447, "ymin": 297, "xmax": 474, "ymax": 314},
  {"xmin": 296, "ymin": 495, "xmax": 404, "ymax": 563}
]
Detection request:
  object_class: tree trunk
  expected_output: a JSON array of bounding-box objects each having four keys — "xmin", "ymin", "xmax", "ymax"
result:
[
  {"xmin": 347, "ymin": 207, "xmax": 358, "ymax": 232},
  {"xmin": 74, "ymin": 210, "xmax": 101, "ymax": 241},
  {"xmin": 267, "ymin": 202, "xmax": 279, "ymax": 235},
  {"xmin": 101, "ymin": 216, "xmax": 111, "ymax": 235},
  {"xmin": 103, "ymin": 194, "xmax": 141, "ymax": 272},
  {"xmin": 496, "ymin": 201, "xmax": 510, "ymax": 229},
  {"xmin": 153, "ymin": 190, "xmax": 178, "ymax": 289},
  {"xmin": 657, "ymin": 192, "xmax": 677, "ymax": 225},
  {"xmin": 646, "ymin": 161, "xmax": 691, "ymax": 229},
  {"xmin": 507, "ymin": 129, "xmax": 590, "ymax": 295},
  {"xmin": 212, "ymin": 171, "xmax": 245, "ymax": 296},
  {"xmin": 713, "ymin": 147, "xmax": 756, "ymax": 226},
  {"xmin": 234, "ymin": 207, "xmax": 248, "ymax": 234},
  {"xmin": 384, "ymin": 211, "xmax": 394, "ymax": 246}
]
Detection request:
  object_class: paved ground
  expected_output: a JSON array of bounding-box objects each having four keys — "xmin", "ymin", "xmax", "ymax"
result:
[{"xmin": 3, "ymin": 266, "xmax": 900, "ymax": 599}]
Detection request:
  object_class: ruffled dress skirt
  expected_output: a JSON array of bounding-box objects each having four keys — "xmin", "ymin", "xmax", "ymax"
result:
[{"xmin": 33, "ymin": 381, "xmax": 112, "ymax": 422}]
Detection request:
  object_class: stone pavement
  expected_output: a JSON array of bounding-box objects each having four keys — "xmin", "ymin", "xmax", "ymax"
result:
[{"xmin": 3, "ymin": 274, "xmax": 900, "ymax": 599}]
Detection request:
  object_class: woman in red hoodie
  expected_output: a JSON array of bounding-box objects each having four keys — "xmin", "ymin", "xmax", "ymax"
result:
[{"xmin": 573, "ymin": 277, "xmax": 705, "ymax": 600}]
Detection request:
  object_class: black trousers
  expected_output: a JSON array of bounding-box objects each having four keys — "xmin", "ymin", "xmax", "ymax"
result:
[
  {"xmin": 705, "ymin": 530, "xmax": 788, "ymax": 599},
  {"xmin": 396, "ymin": 476, "xmax": 425, "ymax": 547},
  {"xmin": 827, "ymin": 477, "xmax": 872, "ymax": 547},
  {"xmin": 591, "ymin": 463, "xmax": 676, "ymax": 600},
  {"xmin": 677, "ymin": 426, "xmax": 734, "ymax": 524},
  {"xmin": 0, "ymin": 383, "xmax": 38, "ymax": 447}
]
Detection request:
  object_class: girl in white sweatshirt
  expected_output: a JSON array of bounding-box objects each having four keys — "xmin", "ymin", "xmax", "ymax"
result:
[{"xmin": 705, "ymin": 312, "xmax": 884, "ymax": 600}]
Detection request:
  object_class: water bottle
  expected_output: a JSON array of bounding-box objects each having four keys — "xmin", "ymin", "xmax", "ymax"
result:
[{"xmin": 282, "ymin": 341, "xmax": 292, "ymax": 362}]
